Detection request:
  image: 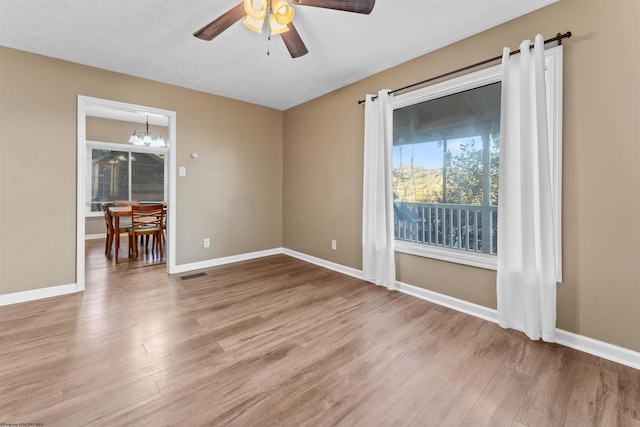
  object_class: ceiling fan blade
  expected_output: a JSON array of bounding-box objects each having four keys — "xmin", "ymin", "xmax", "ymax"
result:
[
  {"xmin": 281, "ymin": 23, "xmax": 309, "ymax": 58},
  {"xmin": 291, "ymin": 0, "xmax": 375, "ymax": 14},
  {"xmin": 193, "ymin": 2, "xmax": 245, "ymax": 41}
]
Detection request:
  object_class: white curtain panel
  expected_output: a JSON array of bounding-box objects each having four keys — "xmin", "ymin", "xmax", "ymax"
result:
[
  {"xmin": 497, "ymin": 34, "xmax": 557, "ymax": 342},
  {"xmin": 362, "ymin": 90, "xmax": 396, "ymax": 290}
]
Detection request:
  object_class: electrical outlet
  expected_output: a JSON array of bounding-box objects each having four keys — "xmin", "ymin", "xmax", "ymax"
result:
[
  {"xmin": 203, "ymin": 238, "xmax": 210, "ymax": 248},
  {"xmin": 331, "ymin": 240, "xmax": 337, "ymax": 250}
]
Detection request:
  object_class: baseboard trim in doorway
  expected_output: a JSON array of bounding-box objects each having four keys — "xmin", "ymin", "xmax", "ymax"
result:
[
  {"xmin": 85, "ymin": 233, "xmax": 107, "ymax": 240},
  {"xmin": 0, "ymin": 283, "xmax": 78, "ymax": 306}
]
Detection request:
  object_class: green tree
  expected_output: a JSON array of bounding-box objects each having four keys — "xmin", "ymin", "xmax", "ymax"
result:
[
  {"xmin": 446, "ymin": 139, "xmax": 483, "ymax": 205},
  {"xmin": 445, "ymin": 134, "xmax": 499, "ymax": 206}
]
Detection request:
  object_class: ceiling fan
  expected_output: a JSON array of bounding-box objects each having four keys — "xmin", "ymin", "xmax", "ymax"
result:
[{"xmin": 193, "ymin": 0, "xmax": 376, "ymax": 58}]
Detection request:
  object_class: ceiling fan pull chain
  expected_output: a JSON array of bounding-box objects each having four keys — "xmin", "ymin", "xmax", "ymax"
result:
[{"xmin": 266, "ymin": 0, "xmax": 271, "ymax": 56}]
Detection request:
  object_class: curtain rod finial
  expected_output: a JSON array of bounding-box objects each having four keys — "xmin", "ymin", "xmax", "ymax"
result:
[{"xmin": 557, "ymin": 31, "xmax": 572, "ymax": 45}]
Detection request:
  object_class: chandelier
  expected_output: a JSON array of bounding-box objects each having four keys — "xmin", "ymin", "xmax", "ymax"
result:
[
  {"xmin": 128, "ymin": 115, "xmax": 165, "ymax": 147},
  {"xmin": 243, "ymin": 0, "xmax": 295, "ymax": 35}
]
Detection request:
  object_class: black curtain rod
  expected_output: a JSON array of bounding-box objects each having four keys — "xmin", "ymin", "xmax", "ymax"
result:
[{"xmin": 357, "ymin": 31, "xmax": 572, "ymax": 105}]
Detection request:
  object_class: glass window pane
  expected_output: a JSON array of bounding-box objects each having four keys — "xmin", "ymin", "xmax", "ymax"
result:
[
  {"xmin": 132, "ymin": 153, "xmax": 165, "ymax": 202},
  {"xmin": 90, "ymin": 149, "xmax": 129, "ymax": 212},
  {"xmin": 392, "ymin": 82, "xmax": 501, "ymax": 255}
]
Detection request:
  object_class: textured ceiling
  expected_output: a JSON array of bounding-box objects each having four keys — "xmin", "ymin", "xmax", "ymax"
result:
[{"xmin": 0, "ymin": 0, "xmax": 557, "ymax": 110}]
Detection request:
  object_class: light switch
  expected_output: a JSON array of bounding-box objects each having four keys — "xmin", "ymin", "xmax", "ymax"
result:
[{"xmin": 179, "ymin": 166, "xmax": 186, "ymax": 176}]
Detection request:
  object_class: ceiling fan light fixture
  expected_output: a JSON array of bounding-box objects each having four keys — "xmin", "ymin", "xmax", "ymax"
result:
[
  {"xmin": 272, "ymin": 0, "xmax": 295, "ymax": 25},
  {"xmin": 243, "ymin": 0, "xmax": 294, "ymax": 35},
  {"xmin": 243, "ymin": 15, "xmax": 264, "ymax": 33},
  {"xmin": 244, "ymin": 0, "xmax": 267, "ymax": 20},
  {"xmin": 193, "ymin": 0, "xmax": 376, "ymax": 58},
  {"xmin": 269, "ymin": 14, "xmax": 289, "ymax": 35}
]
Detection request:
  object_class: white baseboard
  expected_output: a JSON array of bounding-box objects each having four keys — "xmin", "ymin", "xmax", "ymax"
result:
[
  {"xmin": 555, "ymin": 329, "xmax": 640, "ymax": 370},
  {"xmin": 395, "ymin": 281, "xmax": 499, "ymax": 324},
  {"xmin": 0, "ymin": 283, "xmax": 79, "ymax": 306},
  {"xmin": 283, "ymin": 249, "xmax": 364, "ymax": 280},
  {"xmin": 289, "ymin": 251, "xmax": 640, "ymax": 371},
  {"xmin": 85, "ymin": 233, "xmax": 107, "ymax": 240},
  {"xmin": 172, "ymin": 248, "xmax": 283, "ymax": 274}
]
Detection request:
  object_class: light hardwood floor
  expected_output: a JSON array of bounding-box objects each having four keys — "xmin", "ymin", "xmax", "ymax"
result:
[{"xmin": 1, "ymin": 239, "xmax": 638, "ymax": 426}]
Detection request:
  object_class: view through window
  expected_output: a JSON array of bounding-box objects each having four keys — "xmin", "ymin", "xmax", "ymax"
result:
[
  {"xmin": 87, "ymin": 145, "xmax": 165, "ymax": 213},
  {"xmin": 393, "ymin": 82, "xmax": 501, "ymax": 255}
]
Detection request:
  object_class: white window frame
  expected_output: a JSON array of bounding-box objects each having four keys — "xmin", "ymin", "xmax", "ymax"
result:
[
  {"xmin": 85, "ymin": 140, "xmax": 168, "ymax": 218},
  {"xmin": 392, "ymin": 46, "xmax": 563, "ymax": 276}
]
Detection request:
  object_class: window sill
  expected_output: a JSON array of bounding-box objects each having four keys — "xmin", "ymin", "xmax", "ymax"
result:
[{"xmin": 395, "ymin": 240, "xmax": 497, "ymax": 271}]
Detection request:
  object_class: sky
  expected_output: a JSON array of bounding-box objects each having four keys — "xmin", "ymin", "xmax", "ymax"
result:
[{"xmin": 393, "ymin": 137, "xmax": 477, "ymax": 170}]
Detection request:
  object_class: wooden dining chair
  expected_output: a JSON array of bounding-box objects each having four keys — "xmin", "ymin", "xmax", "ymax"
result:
[
  {"xmin": 161, "ymin": 205, "xmax": 167, "ymax": 244},
  {"xmin": 102, "ymin": 203, "xmax": 114, "ymax": 257},
  {"xmin": 127, "ymin": 204, "xmax": 164, "ymax": 258}
]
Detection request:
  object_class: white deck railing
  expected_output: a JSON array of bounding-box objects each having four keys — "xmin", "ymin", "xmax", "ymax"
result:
[{"xmin": 394, "ymin": 201, "xmax": 498, "ymax": 255}]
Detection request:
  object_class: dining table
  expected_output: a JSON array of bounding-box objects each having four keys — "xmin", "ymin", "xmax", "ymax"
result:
[
  {"xmin": 108, "ymin": 206, "xmax": 133, "ymax": 262},
  {"xmin": 108, "ymin": 204, "xmax": 167, "ymax": 261}
]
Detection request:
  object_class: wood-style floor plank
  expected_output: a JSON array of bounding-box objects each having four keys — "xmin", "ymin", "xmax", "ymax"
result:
[
  {"xmin": 459, "ymin": 366, "xmax": 531, "ymax": 426},
  {"xmin": 0, "ymin": 239, "xmax": 638, "ymax": 426},
  {"xmin": 619, "ymin": 365, "xmax": 640, "ymax": 421}
]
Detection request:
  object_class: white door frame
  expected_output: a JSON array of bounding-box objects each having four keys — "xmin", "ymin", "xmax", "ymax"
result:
[{"xmin": 76, "ymin": 95, "xmax": 177, "ymax": 290}]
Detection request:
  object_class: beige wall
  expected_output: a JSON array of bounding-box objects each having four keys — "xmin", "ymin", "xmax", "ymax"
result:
[
  {"xmin": 0, "ymin": 47, "xmax": 283, "ymax": 294},
  {"xmin": 283, "ymin": 0, "xmax": 640, "ymax": 352}
]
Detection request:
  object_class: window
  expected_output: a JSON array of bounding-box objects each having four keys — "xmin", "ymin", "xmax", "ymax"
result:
[
  {"xmin": 86, "ymin": 141, "xmax": 167, "ymax": 215},
  {"xmin": 391, "ymin": 47, "xmax": 562, "ymax": 270}
]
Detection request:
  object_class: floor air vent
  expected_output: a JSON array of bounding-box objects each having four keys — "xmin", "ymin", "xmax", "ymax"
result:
[{"xmin": 180, "ymin": 272, "xmax": 207, "ymax": 280}]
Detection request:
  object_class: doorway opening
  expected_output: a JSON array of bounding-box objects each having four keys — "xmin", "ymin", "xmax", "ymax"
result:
[{"xmin": 76, "ymin": 96, "xmax": 177, "ymax": 291}]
